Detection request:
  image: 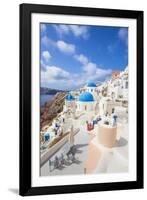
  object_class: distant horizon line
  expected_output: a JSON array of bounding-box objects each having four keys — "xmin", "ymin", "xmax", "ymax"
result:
[{"xmin": 41, "ymin": 80, "xmax": 104, "ymax": 92}]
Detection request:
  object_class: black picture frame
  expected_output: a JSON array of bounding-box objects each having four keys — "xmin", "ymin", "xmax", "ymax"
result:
[{"xmin": 19, "ymin": 3, "xmax": 144, "ymax": 196}]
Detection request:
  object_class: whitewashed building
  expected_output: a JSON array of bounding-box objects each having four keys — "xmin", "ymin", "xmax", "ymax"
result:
[
  {"xmin": 77, "ymin": 91, "xmax": 96, "ymax": 112},
  {"xmin": 64, "ymin": 94, "xmax": 76, "ymax": 118},
  {"xmin": 107, "ymin": 69, "xmax": 128, "ymax": 100},
  {"xmin": 99, "ymin": 97, "xmax": 115, "ymax": 116}
]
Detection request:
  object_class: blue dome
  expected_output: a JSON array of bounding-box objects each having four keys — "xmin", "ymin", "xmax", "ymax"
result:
[
  {"xmin": 87, "ymin": 82, "xmax": 96, "ymax": 87},
  {"xmin": 79, "ymin": 92, "xmax": 94, "ymax": 102},
  {"xmin": 65, "ymin": 94, "xmax": 75, "ymax": 101}
]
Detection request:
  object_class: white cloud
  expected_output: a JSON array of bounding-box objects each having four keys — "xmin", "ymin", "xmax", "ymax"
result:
[
  {"xmin": 53, "ymin": 25, "xmax": 70, "ymax": 35},
  {"xmin": 41, "ymin": 65, "xmax": 70, "ymax": 83},
  {"xmin": 41, "ymin": 36, "xmax": 75, "ymax": 54},
  {"xmin": 40, "ymin": 37, "xmax": 111, "ymax": 89},
  {"xmin": 74, "ymin": 53, "xmax": 97, "ymax": 75},
  {"xmin": 53, "ymin": 24, "xmax": 89, "ymax": 39},
  {"xmin": 56, "ymin": 40, "xmax": 75, "ymax": 54},
  {"xmin": 41, "ymin": 62, "xmax": 112, "ymax": 90},
  {"xmin": 41, "ymin": 36, "xmax": 56, "ymax": 48},
  {"xmin": 83, "ymin": 64, "xmax": 111, "ymax": 82},
  {"xmin": 42, "ymin": 51, "xmax": 51, "ymax": 62},
  {"xmin": 95, "ymin": 68, "xmax": 111, "ymax": 78},
  {"xmin": 40, "ymin": 59, "xmax": 46, "ymax": 71},
  {"xmin": 41, "ymin": 66, "xmax": 81, "ymax": 89},
  {"xmin": 40, "ymin": 24, "xmax": 46, "ymax": 33},
  {"xmin": 83, "ymin": 62, "xmax": 97, "ymax": 75},
  {"xmin": 118, "ymin": 28, "xmax": 128, "ymax": 45},
  {"xmin": 69, "ymin": 25, "xmax": 89, "ymax": 38},
  {"xmin": 74, "ymin": 54, "xmax": 88, "ymax": 65},
  {"xmin": 74, "ymin": 53, "xmax": 112, "ymax": 85},
  {"xmin": 125, "ymin": 65, "xmax": 128, "ymax": 71},
  {"xmin": 41, "ymin": 36, "xmax": 48, "ymax": 46}
]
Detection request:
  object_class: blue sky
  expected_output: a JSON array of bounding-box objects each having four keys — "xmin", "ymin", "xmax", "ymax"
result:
[{"xmin": 40, "ymin": 23, "xmax": 128, "ymax": 90}]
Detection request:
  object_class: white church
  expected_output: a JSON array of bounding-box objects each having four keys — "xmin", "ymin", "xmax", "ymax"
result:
[
  {"xmin": 63, "ymin": 68, "xmax": 128, "ymax": 118},
  {"xmin": 64, "ymin": 82, "xmax": 99, "ymax": 117}
]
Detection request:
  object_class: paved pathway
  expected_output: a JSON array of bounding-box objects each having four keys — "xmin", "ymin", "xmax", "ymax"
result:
[
  {"xmin": 41, "ymin": 112, "xmax": 91, "ymax": 176},
  {"xmin": 41, "ymin": 108, "xmax": 128, "ymax": 176}
]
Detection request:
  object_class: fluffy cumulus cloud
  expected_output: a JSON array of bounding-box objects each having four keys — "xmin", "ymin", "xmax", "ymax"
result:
[
  {"xmin": 95, "ymin": 68, "xmax": 112, "ymax": 79},
  {"xmin": 125, "ymin": 65, "xmax": 128, "ymax": 71},
  {"xmin": 83, "ymin": 64, "xmax": 111, "ymax": 83},
  {"xmin": 41, "ymin": 36, "xmax": 75, "ymax": 55},
  {"xmin": 41, "ymin": 51, "xmax": 52, "ymax": 71},
  {"xmin": 41, "ymin": 36, "xmax": 55, "ymax": 48},
  {"xmin": 40, "ymin": 31, "xmax": 111, "ymax": 89},
  {"xmin": 74, "ymin": 53, "xmax": 111, "ymax": 79},
  {"xmin": 40, "ymin": 59, "xmax": 47, "ymax": 71},
  {"xmin": 41, "ymin": 66, "xmax": 70, "ymax": 83},
  {"xmin": 40, "ymin": 24, "xmax": 46, "ymax": 33},
  {"xmin": 42, "ymin": 51, "xmax": 51, "ymax": 62},
  {"xmin": 69, "ymin": 25, "xmax": 89, "ymax": 38},
  {"xmin": 56, "ymin": 40, "xmax": 75, "ymax": 54},
  {"xmin": 41, "ymin": 66, "xmax": 76, "ymax": 89},
  {"xmin": 53, "ymin": 24, "xmax": 70, "ymax": 35},
  {"xmin": 74, "ymin": 54, "xmax": 88, "ymax": 65},
  {"xmin": 41, "ymin": 61, "xmax": 111, "ymax": 89},
  {"xmin": 83, "ymin": 62, "xmax": 97, "ymax": 75},
  {"xmin": 40, "ymin": 25, "xmax": 126, "ymax": 90},
  {"xmin": 49, "ymin": 53, "xmax": 111, "ymax": 89},
  {"xmin": 41, "ymin": 35, "xmax": 111, "ymax": 89},
  {"xmin": 53, "ymin": 24, "xmax": 89, "ymax": 39},
  {"xmin": 118, "ymin": 28, "xmax": 128, "ymax": 45}
]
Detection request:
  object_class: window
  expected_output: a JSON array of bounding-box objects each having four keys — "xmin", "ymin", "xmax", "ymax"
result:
[{"xmin": 112, "ymin": 108, "xmax": 115, "ymax": 113}]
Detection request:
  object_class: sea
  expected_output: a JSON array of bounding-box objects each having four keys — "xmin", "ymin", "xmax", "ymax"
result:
[{"xmin": 40, "ymin": 94, "xmax": 54, "ymax": 107}]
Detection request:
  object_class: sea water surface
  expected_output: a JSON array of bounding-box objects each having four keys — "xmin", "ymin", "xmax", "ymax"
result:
[{"xmin": 40, "ymin": 94, "xmax": 54, "ymax": 107}]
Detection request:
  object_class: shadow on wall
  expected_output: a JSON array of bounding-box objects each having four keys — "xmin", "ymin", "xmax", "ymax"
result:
[
  {"xmin": 8, "ymin": 188, "xmax": 18, "ymax": 195},
  {"xmin": 115, "ymin": 137, "xmax": 128, "ymax": 147}
]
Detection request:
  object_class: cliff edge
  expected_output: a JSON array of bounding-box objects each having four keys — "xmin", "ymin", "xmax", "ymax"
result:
[{"xmin": 40, "ymin": 92, "xmax": 67, "ymax": 130}]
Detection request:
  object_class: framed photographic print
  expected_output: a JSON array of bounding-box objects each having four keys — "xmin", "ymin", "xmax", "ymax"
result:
[{"xmin": 19, "ymin": 3, "xmax": 144, "ymax": 196}]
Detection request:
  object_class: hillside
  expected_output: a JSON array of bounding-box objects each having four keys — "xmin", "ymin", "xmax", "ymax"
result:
[{"xmin": 40, "ymin": 92, "xmax": 67, "ymax": 130}]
